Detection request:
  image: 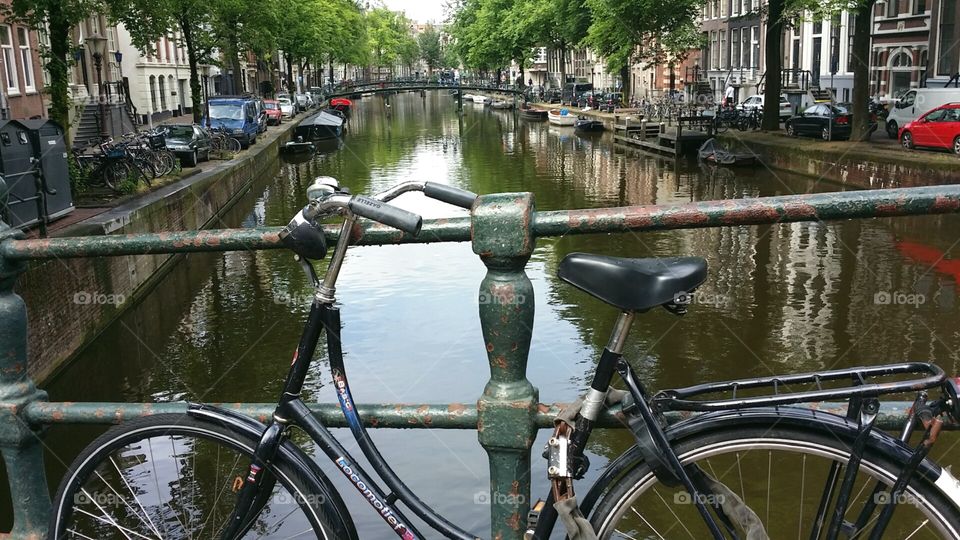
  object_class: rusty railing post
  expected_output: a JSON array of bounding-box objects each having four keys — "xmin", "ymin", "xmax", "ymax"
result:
[
  {"xmin": 472, "ymin": 193, "xmax": 539, "ymax": 540},
  {"xmin": 0, "ymin": 176, "xmax": 51, "ymax": 538}
]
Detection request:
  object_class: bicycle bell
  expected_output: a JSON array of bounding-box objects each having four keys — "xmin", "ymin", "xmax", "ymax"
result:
[{"xmin": 307, "ymin": 176, "xmax": 340, "ymax": 201}]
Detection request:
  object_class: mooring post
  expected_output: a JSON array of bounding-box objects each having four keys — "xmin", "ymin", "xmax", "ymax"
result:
[
  {"xmin": 0, "ymin": 176, "xmax": 50, "ymax": 538},
  {"xmin": 472, "ymin": 193, "xmax": 539, "ymax": 540}
]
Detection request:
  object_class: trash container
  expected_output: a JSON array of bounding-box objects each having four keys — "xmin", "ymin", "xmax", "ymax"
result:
[
  {"xmin": 0, "ymin": 119, "xmax": 40, "ymax": 228},
  {"xmin": 21, "ymin": 118, "xmax": 73, "ymax": 222}
]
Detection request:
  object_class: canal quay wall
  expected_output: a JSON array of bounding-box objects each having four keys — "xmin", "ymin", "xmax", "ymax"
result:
[
  {"xmin": 17, "ymin": 119, "xmax": 300, "ymax": 383},
  {"xmin": 717, "ymin": 132, "xmax": 960, "ymax": 189}
]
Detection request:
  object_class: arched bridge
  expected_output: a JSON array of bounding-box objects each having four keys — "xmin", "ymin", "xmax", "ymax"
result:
[{"xmin": 324, "ymin": 79, "xmax": 525, "ymax": 101}]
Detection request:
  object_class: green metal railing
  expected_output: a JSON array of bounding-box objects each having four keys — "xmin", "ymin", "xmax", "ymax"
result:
[{"xmin": 1, "ymin": 182, "xmax": 960, "ymax": 539}]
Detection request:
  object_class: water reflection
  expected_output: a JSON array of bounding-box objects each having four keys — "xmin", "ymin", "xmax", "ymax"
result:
[{"xmin": 27, "ymin": 91, "xmax": 960, "ymax": 537}]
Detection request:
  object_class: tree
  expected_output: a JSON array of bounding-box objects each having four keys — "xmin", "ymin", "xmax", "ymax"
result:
[
  {"xmin": 518, "ymin": 0, "xmax": 589, "ymax": 88},
  {"xmin": 108, "ymin": 0, "xmax": 217, "ymax": 124},
  {"xmin": 366, "ymin": 7, "xmax": 417, "ymax": 77},
  {"xmin": 418, "ymin": 25, "xmax": 443, "ymax": 76},
  {"xmin": 584, "ymin": 0, "xmax": 703, "ymax": 102},
  {"xmin": 761, "ymin": 0, "xmax": 786, "ymax": 131},
  {"xmin": 3, "ymin": 0, "xmax": 101, "ymax": 141},
  {"xmin": 848, "ymin": 0, "xmax": 876, "ymax": 140}
]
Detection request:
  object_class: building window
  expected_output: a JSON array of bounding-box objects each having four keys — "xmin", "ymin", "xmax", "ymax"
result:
[
  {"xmin": 731, "ymin": 0, "xmax": 738, "ymax": 17},
  {"xmin": 752, "ymin": 26, "xmax": 760, "ymax": 69},
  {"xmin": 720, "ymin": 0, "xmax": 727, "ymax": 18},
  {"xmin": 938, "ymin": 1, "xmax": 957, "ymax": 75},
  {"xmin": 37, "ymin": 24, "xmax": 50, "ymax": 86},
  {"xmin": 813, "ymin": 19, "xmax": 822, "ymax": 34},
  {"xmin": 720, "ymin": 30, "xmax": 727, "ymax": 68},
  {"xmin": 892, "ymin": 51, "xmax": 912, "ymax": 67},
  {"xmin": 0, "ymin": 26, "xmax": 18, "ymax": 94},
  {"xmin": 742, "ymin": 28, "xmax": 751, "ymax": 67},
  {"xmin": 16, "ymin": 28, "xmax": 33, "ymax": 92},
  {"xmin": 732, "ymin": 30, "xmax": 740, "ymax": 69},
  {"xmin": 914, "ymin": 0, "xmax": 926, "ymax": 14},
  {"xmin": 149, "ymin": 75, "xmax": 157, "ymax": 110},
  {"xmin": 887, "ymin": 0, "xmax": 900, "ymax": 17},
  {"xmin": 711, "ymin": 31, "xmax": 719, "ymax": 69}
]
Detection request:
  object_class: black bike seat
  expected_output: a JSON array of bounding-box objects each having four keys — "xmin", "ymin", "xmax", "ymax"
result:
[{"xmin": 557, "ymin": 253, "xmax": 708, "ymax": 312}]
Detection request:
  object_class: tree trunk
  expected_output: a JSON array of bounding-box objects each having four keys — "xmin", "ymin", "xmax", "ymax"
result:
[
  {"xmin": 850, "ymin": 0, "xmax": 876, "ymax": 141},
  {"xmin": 329, "ymin": 56, "xmax": 334, "ymax": 85},
  {"xmin": 47, "ymin": 2, "xmax": 72, "ymax": 144},
  {"xmin": 559, "ymin": 45, "xmax": 567, "ymax": 88},
  {"xmin": 286, "ymin": 53, "xmax": 294, "ymax": 94},
  {"xmin": 620, "ymin": 64, "xmax": 630, "ymax": 103},
  {"xmin": 761, "ymin": 0, "xmax": 785, "ymax": 131},
  {"xmin": 179, "ymin": 15, "xmax": 203, "ymax": 124}
]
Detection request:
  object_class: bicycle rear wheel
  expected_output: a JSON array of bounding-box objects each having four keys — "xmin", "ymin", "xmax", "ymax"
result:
[
  {"xmin": 102, "ymin": 161, "xmax": 131, "ymax": 192},
  {"xmin": 51, "ymin": 414, "xmax": 352, "ymax": 539},
  {"xmin": 589, "ymin": 420, "xmax": 960, "ymax": 538}
]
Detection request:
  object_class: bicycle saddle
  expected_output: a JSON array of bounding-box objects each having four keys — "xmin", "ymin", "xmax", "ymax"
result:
[{"xmin": 558, "ymin": 253, "xmax": 708, "ymax": 312}]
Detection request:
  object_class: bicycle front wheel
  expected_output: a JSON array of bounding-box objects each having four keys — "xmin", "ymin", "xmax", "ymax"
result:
[
  {"xmin": 590, "ymin": 421, "xmax": 960, "ymax": 539},
  {"xmin": 51, "ymin": 414, "xmax": 350, "ymax": 539}
]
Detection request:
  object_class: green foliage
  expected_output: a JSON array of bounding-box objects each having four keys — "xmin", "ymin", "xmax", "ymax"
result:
[
  {"xmin": 584, "ymin": 0, "xmax": 704, "ymax": 74},
  {"xmin": 418, "ymin": 25, "xmax": 443, "ymax": 72},
  {"xmin": 68, "ymin": 152, "xmax": 91, "ymax": 195},
  {"xmin": 366, "ymin": 7, "xmax": 418, "ymax": 70}
]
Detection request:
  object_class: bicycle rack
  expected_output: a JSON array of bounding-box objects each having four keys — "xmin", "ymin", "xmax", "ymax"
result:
[{"xmin": 1, "ymin": 180, "xmax": 960, "ymax": 539}]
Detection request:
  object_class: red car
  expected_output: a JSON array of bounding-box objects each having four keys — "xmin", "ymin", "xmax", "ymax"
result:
[
  {"xmin": 899, "ymin": 102, "xmax": 960, "ymax": 155},
  {"xmin": 263, "ymin": 99, "xmax": 283, "ymax": 125}
]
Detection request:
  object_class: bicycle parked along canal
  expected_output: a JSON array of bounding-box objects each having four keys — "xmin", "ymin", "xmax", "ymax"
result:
[{"xmin": 49, "ymin": 179, "xmax": 960, "ymax": 539}]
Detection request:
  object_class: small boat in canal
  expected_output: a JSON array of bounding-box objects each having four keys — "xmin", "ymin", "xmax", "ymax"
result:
[
  {"xmin": 520, "ymin": 108, "xmax": 548, "ymax": 120},
  {"xmin": 491, "ymin": 99, "xmax": 513, "ymax": 110},
  {"xmin": 697, "ymin": 138, "xmax": 757, "ymax": 166},
  {"xmin": 294, "ymin": 110, "xmax": 345, "ymax": 141},
  {"xmin": 548, "ymin": 108, "xmax": 576, "ymax": 126},
  {"xmin": 574, "ymin": 117, "xmax": 604, "ymax": 132},
  {"xmin": 329, "ymin": 97, "xmax": 352, "ymax": 116},
  {"xmin": 472, "ymin": 95, "xmax": 492, "ymax": 105}
]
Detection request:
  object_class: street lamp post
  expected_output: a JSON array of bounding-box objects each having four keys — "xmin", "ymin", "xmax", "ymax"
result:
[{"xmin": 86, "ymin": 33, "xmax": 108, "ymax": 139}]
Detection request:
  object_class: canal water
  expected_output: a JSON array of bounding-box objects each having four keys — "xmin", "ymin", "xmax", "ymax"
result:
[{"xmin": 21, "ymin": 92, "xmax": 960, "ymax": 536}]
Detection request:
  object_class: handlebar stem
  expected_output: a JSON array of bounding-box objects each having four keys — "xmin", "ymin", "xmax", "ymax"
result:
[
  {"xmin": 317, "ymin": 214, "xmax": 356, "ymax": 303},
  {"xmin": 374, "ymin": 181, "xmax": 425, "ymax": 202}
]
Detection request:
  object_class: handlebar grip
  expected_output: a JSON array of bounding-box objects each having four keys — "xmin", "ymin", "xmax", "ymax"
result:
[
  {"xmin": 423, "ymin": 182, "xmax": 477, "ymax": 209},
  {"xmin": 349, "ymin": 195, "xmax": 422, "ymax": 236}
]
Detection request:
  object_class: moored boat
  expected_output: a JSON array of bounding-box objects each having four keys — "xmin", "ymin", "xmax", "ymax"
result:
[
  {"xmin": 329, "ymin": 97, "xmax": 352, "ymax": 116},
  {"xmin": 574, "ymin": 117, "xmax": 604, "ymax": 132},
  {"xmin": 294, "ymin": 110, "xmax": 345, "ymax": 141},
  {"xmin": 520, "ymin": 108, "xmax": 548, "ymax": 120},
  {"xmin": 697, "ymin": 138, "xmax": 757, "ymax": 166},
  {"xmin": 472, "ymin": 95, "xmax": 491, "ymax": 104},
  {"xmin": 491, "ymin": 99, "xmax": 513, "ymax": 110},
  {"xmin": 548, "ymin": 108, "xmax": 576, "ymax": 126}
]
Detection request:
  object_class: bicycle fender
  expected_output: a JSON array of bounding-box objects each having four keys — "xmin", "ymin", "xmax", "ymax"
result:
[
  {"xmin": 187, "ymin": 403, "xmax": 359, "ymax": 540},
  {"xmin": 579, "ymin": 406, "xmax": 956, "ymax": 518}
]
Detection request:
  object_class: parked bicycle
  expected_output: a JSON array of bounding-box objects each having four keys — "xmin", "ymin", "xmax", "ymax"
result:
[
  {"xmin": 49, "ymin": 179, "xmax": 960, "ymax": 539},
  {"xmin": 70, "ymin": 138, "xmax": 152, "ymax": 193},
  {"xmin": 208, "ymin": 125, "xmax": 243, "ymax": 156},
  {"xmin": 712, "ymin": 105, "xmax": 742, "ymax": 134}
]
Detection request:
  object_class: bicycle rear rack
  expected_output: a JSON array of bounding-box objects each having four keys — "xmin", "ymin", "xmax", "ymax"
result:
[{"xmin": 655, "ymin": 362, "xmax": 947, "ymax": 412}]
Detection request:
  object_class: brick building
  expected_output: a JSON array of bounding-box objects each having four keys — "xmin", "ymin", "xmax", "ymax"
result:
[{"xmin": 0, "ymin": 0, "xmax": 45, "ymax": 119}]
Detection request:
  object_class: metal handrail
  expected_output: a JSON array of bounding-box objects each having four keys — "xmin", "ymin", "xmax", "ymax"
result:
[{"xmin": 1, "ymin": 184, "xmax": 960, "ymax": 539}]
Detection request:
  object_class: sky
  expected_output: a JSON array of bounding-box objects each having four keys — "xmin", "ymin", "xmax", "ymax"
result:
[{"xmin": 380, "ymin": 0, "xmax": 448, "ymax": 23}]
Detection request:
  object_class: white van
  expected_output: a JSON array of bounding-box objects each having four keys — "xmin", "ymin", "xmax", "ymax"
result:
[{"xmin": 886, "ymin": 88, "xmax": 960, "ymax": 138}]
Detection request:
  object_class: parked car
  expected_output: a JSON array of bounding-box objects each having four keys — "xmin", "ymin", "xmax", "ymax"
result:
[
  {"xmin": 898, "ymin": 102, "xmax": 960, "ymax": 155},
  {"xmin": 164, "ymin": 124, "xmax": 211, "ymax": 167},
  {"xmin": 544, "ymin": 88, "xmax": 562, "ymax": 104},
  {"xmin": 598, "ymin": 92, "xmax": 623, "ymax": 112},
  {"xmin": 278, "ymin": 97, "xmax": 296, "ymax": 118},
  {"xmin": 886, "ymin": 88, "xmax": 960, "ymax": 139},
  {"xmin": 250, "ymin": 97, "xmax": 268, "ymax": 134},
  {"xmin": 785, "ymin": 103, "xmax": 854, "ymax": 140},
  {"xmin": 204, "ymin": 97, "xmax": 261, "ymax": 148},
  {"xmin": 737, "ymin": 94, "xmax": 793, "ymax": 121},
  {"xmin": 263, "ymin": 99, "xmax": 283, "ymax": 125},
  {"xmin": 562, "ymin": 82, "xmax": 593, "ymax": 105},
  {"xmin": 295, "ymin": 93, "xmax": 311, "ymax": 112}
]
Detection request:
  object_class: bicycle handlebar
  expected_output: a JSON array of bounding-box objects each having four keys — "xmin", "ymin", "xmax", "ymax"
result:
[
  {"xmin": 348, "ymin": 195, "xmax": 422, "ymax": 235},
  {"xmin": 423, "ymin": 182, "xmax": 477, "ymax": 209}
]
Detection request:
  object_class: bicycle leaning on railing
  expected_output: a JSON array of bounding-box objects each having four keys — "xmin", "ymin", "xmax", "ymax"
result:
[{"xmin": 48, "ymin": 179, "xmax": 960, "ymax": 539}]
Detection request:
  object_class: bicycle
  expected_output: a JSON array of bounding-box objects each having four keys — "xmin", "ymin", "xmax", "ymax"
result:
[
  {"xmin": 49, "ymin": 179, "xmax": 960, "ymax": 539},
  {"xmin": 209, "ymin": 126, "xmax": 243, "ymax": 155},
  {"xmin": 71, "ymin": 139, "xmax": 150, "ymax": 193},
  {"xmin": 712, "ymin": 106, "xmax": 741, "ymax": 134}
]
